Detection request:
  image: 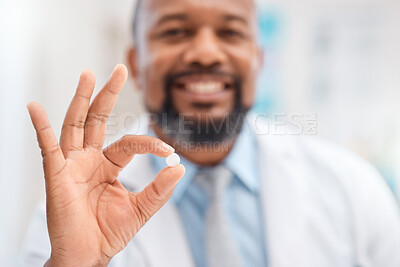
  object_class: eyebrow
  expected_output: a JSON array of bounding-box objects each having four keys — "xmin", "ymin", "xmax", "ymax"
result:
[
  {"xmin": 155, "ymin": 13, "xmax": 248, "ymax": 26},
  {"xmin": 157, "ymin": 14, "xmax": 188, "ymax": 26},
  {"xmin": 223, "ymin": 14, "xmax": 248, "ymax": 25}
]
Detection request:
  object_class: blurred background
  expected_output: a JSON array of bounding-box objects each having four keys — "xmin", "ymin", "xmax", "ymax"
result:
[{"xmin": 0, "ymin": 0, "xmax": 399, "ymax": 265}]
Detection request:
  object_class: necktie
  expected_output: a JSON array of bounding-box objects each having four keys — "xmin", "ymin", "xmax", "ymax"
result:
[{"xmin": 195, "ymin": 166, "xmax": 241, "ymax": 267}]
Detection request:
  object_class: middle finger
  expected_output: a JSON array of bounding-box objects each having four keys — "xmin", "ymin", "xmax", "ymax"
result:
[{"xmin": 84, "ymin": 64, "xmax": 128, "ymax": 149}]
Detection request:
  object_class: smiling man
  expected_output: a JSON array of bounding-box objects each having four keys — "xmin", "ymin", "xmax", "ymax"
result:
[
  {"xmin": 21, "ymin": 0, "xmax": 400, "ymax": 266},
  {"xmin": 129, "ymin": 0, "xmax": 262, "ymax": 167}
]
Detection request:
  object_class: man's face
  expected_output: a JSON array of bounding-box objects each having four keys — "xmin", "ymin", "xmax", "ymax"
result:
[{"xmin": 130, "ymin": 0, "xmax": 262, "ymax": 137}]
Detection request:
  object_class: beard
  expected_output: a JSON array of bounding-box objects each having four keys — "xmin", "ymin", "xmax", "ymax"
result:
[{"xmin": 147, "ymin": 71, "xmax": 249, "ymax": 149}]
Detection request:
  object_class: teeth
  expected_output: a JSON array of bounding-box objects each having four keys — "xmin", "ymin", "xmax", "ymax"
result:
[{"xmin": 186, "ymin": 82, "xmax": 224, "ymax": 94}]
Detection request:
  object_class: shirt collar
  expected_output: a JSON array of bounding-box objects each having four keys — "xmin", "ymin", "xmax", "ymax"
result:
[
  {"xmin": 149, "ymin": 124, "xmax": 259, "ymax": 204},
  {"xmin": 223, "ymin": 124, "xmax": 259, "ymax": 193}
]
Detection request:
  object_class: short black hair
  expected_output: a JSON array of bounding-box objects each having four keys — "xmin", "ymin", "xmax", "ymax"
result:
[{"xmin": 132, "ymin": 0, "xmax": 142, "ymax": 43}]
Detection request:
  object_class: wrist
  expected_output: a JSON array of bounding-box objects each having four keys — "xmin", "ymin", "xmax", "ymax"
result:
[{"xmin": 45, "ymin": 254, "xmax": 110, "ymax": 267}]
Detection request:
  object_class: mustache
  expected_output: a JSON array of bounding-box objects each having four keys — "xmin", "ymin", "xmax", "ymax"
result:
[{"xmin": 162, "ymin": 70, "xmax": 242, "ymax": 116}]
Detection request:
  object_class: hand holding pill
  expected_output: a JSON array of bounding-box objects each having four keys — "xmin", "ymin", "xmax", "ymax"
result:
[{"xmin": 27, "ymin": 65, "xmax": 186, "ymax": 267}]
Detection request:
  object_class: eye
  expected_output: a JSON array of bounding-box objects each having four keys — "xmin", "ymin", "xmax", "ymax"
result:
[
  {"xmin": 161, "ymin": 28, "xmax": 188, "ymax": 38},
  {"xmin": 219, "ymin": 29, "xmax": 245, "ymax": 39}
]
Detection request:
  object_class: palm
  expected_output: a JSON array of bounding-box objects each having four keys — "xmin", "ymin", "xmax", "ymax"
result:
[{"xmin": 27, "ymin": 65, "xmax": 184, "ymax": 267}]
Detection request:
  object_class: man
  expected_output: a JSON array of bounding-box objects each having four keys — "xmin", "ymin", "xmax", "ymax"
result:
[{"xmin": 21, "ymin": 0, "xmax": 400, "ymax": 266}]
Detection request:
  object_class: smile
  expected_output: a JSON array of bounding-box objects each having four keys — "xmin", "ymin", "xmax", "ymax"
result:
[
  {"xmin": 172, "ymin": 73, "xmax": 234, "ymax": 95},
  {"xmin": 187, "ymin": 81, "xmax": 225, "ymax": 94}
]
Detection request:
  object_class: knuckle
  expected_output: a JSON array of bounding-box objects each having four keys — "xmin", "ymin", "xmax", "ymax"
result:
[
  {"xmin": 75, "ymin": 92, "xmax": 91, "ymax": 101},
  {"xmin": 41, "ymin": 145, "xmax": 60, "ymax": 158},
  {"xmin": 135, "ymin": 197, "xmax": 152, "ymax": 224},
  {"xmin": 105, "ymin": 86, "xmax": 119, "ymax": 96},
  {"xmin": 151, "ymin": 182, "xmax": 162, "ymax": 200},
  {"xmin": 37, "ymin": 124, "xmax": 51, "ymax": 132},
  {"xmin": 87, "ymin": 113, "xmax": 108, "ymax": 125},
  {"xmin": 135, "ymin": 184, "xmax": 164, "ymax": 224},
  {"xmin": 62, "ymin": 119, "xmax": 86, "ymax": 130}
]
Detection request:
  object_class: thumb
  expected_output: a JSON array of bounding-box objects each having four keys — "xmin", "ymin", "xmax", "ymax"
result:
[{"xmin": 132, "ymin": 164, "xmax": 185, "ymax": 224}]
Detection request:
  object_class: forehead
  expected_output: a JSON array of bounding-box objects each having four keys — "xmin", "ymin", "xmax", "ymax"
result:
[{"xmin": 141, "ymin": 0, "xmax": 256, "ymax": 25}]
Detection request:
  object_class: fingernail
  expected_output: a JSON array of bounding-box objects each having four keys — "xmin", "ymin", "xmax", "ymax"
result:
[
  {"xmin": 26, "ymin": 102, "xmax": 35, "ymax": 111},
  {"xmin": 113, "ymin": 64, "xmax": 124, "ymax": 72},
  {"xmin": 161, "ymin": 142, "xmax": 174, "ymax": 153}
]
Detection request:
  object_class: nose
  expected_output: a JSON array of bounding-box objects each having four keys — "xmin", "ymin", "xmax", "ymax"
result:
[{"xmin": 183, "ymin": 27, "xmax": 227, "ymax": 69}]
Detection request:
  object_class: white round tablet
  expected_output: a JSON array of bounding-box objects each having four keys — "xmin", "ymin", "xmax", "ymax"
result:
[{"xmin": 166, "ymin": 153, "xmax": 180, "ymax": 167}]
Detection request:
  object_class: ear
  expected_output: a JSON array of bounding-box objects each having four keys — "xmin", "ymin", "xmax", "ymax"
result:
[{"xmin": 127, "ymin": 46, "xmax": 141, "ymax": 90}]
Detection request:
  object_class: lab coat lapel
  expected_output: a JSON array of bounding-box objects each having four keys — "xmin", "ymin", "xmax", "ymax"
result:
[
  {"xmin": 256, "ymin": 133, "xmax": 310, "ymax": 267},
  {"xmin": 135, "ymin": 199, "xmax": 196, "ymax": 267}
]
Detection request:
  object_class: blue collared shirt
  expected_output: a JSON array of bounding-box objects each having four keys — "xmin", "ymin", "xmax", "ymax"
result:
[{"xmin": 150, "ymin": 126, "xmax": 267, "ymax": 267}]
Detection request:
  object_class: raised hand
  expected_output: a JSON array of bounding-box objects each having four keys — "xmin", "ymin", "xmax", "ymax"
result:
[{"xmin": 27, "ymin": 65, "xmax": 185, "ymax": 267}]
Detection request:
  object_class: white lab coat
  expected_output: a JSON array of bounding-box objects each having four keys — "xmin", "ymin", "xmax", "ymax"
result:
[{"xmin": 20, "ymin": 115, "xmax": 400, "ymax": 267}]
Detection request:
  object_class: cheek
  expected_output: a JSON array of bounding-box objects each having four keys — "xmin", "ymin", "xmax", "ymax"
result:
[
  {"xmin": 242, "ymin": 71, "xmax": 258, "ymax": 108},
  {"xmin": 140, "ymin": 45, "xmax": 182, "ymax": 111},
  {"xmin": 143, "ymin": 64, "xmax": 165, "ymax": 111},
  {"xmin": 227, "ymin": 45, "xmax": 260, "ymax": 108}
]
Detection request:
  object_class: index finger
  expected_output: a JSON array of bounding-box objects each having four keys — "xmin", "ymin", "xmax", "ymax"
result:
[{"xmin": 103, "ymin": 135, "xmax": 175, "ymax": 169}]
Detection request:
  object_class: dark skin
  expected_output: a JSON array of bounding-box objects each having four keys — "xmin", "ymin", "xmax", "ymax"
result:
[
  {"xmin": 27, "ymin": 0, "xmax": 262, "ymax": 266},
  {"xmin": 128, "ymin": 0, "xmax": 263, "ymax": 165}
]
